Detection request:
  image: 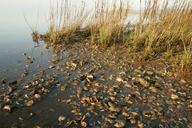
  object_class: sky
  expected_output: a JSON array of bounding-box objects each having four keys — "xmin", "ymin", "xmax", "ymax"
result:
[
  {"xmin": 0, "ymin": 0, "xmax": 179, "ymax": 37},
  {"xmin": 0, "ymin": 0, "xmax": 143, "ymax": 32},
  {"xmin": 0, "ymin": 0, "xmax": 185, "ymax": 56},
  {"xmin": 0, "ymin": 0, "xmax": 143, "ymax": 11}
]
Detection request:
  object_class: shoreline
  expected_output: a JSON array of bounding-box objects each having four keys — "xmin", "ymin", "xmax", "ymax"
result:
[{"xmin": 0, "ymin": 42, "xmax": 191, "ymax": 127}]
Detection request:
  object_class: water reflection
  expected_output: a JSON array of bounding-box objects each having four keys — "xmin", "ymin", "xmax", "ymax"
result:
[
  {"xmin": 0, "ymin": 0, "xmax": 52, "ymax": 80},
  {"xmin": 0, "ymin": 0, "xmax": 142, "ymax": 80}
]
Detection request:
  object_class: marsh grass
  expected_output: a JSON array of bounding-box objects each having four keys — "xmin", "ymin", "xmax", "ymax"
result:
[
  {"xmin": 133, "ymin": 0, "xmax": 191, "ymax": 52},
  {"xmin": 181, "ymin": 42, "xmax": 192, "ymax": 72},
  {"xmin": 88, "ymin": 0, "xmax": 129, "ymax": 46},
  {"xmin": 132, "ymin": 0, "xmax": 192, "ymax": 71},
  {"xmin": 35, "ymin": 0, "xmax": 192, "ymax": 73},
  {"xmin": 42, "ymin": 0, "xmax": 130, "ymax": 46},
  {"xmin": 46, "ymin": 0, "xmax": 89, "ymax": 44}
]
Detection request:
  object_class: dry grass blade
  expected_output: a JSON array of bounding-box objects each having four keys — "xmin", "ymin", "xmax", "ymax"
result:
[{"xmin": 35, "ymin": 0, "xmax": 192, "ymax": 72}]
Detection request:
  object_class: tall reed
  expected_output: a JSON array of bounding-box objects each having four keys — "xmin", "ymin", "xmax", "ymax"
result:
[
  {"xmin": 48, "ymin": 0, "xmax": 89, "ymax": 44},
  {"xmin": 131, "ymin": 0, "xmax": 192, "ymax": 56},
  {"xmin": 129, "ymin": 0, "xmax": 192, "ymax": 71},
  {"xmin": 88, "ymin": 0, "xmax": 129, "ymax": 46},
  {"xmin": 38, "ymin": 0, "xmax": 192, "ymax": 71},
  {"xmin": 46, "ymin": 0, "xmax": 130, "ymax": 45}
]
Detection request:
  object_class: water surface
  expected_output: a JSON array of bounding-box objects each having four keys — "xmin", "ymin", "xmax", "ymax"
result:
[
  {"xmin": 0, "ymin": 0, "xmax": 53, "ymax": 80},
  {"xmin": 0, "ymin": 0, "xmax": 141, "ymax": 80}
]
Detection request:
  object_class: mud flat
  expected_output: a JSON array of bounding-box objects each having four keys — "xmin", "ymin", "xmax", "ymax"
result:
[{"xmin": 0, "ymin": 42, "xmax": 191, "ymax": 128}]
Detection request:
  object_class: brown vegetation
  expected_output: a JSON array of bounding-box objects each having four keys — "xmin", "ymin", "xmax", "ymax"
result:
[{"xmin": 34, "ymin": 0, "xmax": 192, "ymax": 75}]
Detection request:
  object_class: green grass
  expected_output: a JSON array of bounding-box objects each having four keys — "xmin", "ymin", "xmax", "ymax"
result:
[{"xmin": 34, "ymin": 0, "xmax": 192, "ymax": 73}]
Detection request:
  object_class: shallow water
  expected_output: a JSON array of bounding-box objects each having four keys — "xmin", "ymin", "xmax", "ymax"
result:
[{"xmin": 0, "ymin": 0, "xmax": 52, "ymax": 80}]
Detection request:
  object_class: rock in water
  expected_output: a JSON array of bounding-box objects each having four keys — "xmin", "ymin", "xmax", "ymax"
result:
[
  {"xmin": 58, "ymin": 116, "xmax": 65, "ymax": 122},
  {"xmin": 3, "ymin": 105, "xmax": 11, "ymax": 112},
  {"xmin": 34, "ymin": 94, "xmax": 41, "ymax": 99}
]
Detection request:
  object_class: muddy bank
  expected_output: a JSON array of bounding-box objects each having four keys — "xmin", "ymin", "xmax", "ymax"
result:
[{"xmin": 0, "ymin": 42, "xmax": 192, "ymax": 128}]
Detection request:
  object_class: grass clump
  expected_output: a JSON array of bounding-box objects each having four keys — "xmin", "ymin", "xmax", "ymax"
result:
[
  {"xmin": 39, "ymin": 0, "xmax": 130, "ymax": 46},
  {"xmin": 181, "ymin": 43, "xmax": 192, "ymax": 72},
  {"xmin": 34, "ymin": 0, "xmax": 192, "ymax": 73},
  {"xmin": 88, "ymin": 0, "xmax": 129, "ymax": 46},
  {"xmin": 45, "ymin": 0, "xmax": 89, "ymax": 45},
  {"xmin": 131, "ymin": 0, "xmax": 192, "ymax": 54},
  {"xmin": 132, "ymin": 0, "xmax": 192, "ymax": 70}
]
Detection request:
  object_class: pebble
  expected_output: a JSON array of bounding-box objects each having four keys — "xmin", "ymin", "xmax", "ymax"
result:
[
  {"xmin": 67, "ymin": 62, "xmax": 77, "ymax": 70},
  {"xmin": 130, "ymin": 119, "xmax": 136, "ymax": 124},
  {"xmin": 122, "ymin": 111, "xmax": 129, "ymax": 117},
  {"xmin": 188, "ymin": 123, "xmax": 192, "ymax": 128},
  {"xmin": 154, "ymin": 83, "xmax": 162, "ymax": 89},
  {"xmin": 138, "ymin": 121, "xmax": 144, "ymax": 128},
  {"xmin": 34, "ymin": 94, "xmax": 41, "ymax": 99},
  {"xmin": 146, "ymin": 71, "xmax": 154, "ymax": 76},
  {"xmin": 19, "ymin": 117, "xmax": 24, "ymax": 121},
  {"xmin": 124, "ymin": 83, "xmax": 132, "ymax": 88},
  {"xmin": 149, "ymin": 86, "xmax": 158, "ymax": 93},
  {"xmin": 108, "ymin": 102, "xmax": 120, "ymax": 112},
  {"xmin": 116, "ymin": 77, "xmax": 123, "ymax": 83},
  {"xmin": 58, "ymin": 116, "xmax": 65, "ymax": 122},
  {"xmin": 49, "ymin": 65, "xmax": 55, "ymax": 69},
  {"xmin": 3, "ymin": 105, "xmax": 11, "ymax": 112},
  {"xmin": 86, "ymin": 74, "xmax": 94, "ymax": 82},
  {"xmin": 60, "ymin": 86, "xmax": 66, "ymax": 91},
  {"xmin": 180, "ymin": 79, "xmax": 187, "ymax": 84},
  {"xmin": 4, "ymin": 97, "xmax": 11, "ymax": 103},
  {"xmin": 34, "ymin": 126, "xmax": 41, "ymax": 128},
  {"xmin": 188, "ymin": 104, "xmax": 192, "ymax": 109},
  {"xmin": 135, "ymin": 77, "xmax": 150, "ymax": 87},
  {"xmin": 87, "ymin": 74, "xmax": 94, "ymax": 80},
  {"xmin": 7, "ymin": 86, "xmax": 13, "ymax": 94},
  {"xmin": 32, "ymin": 81, "xmax": 39, "ymax": 86},
  {"xmin": 171, "ymin": 94, "xmax": 179, "ymax": 100},
  {"xmin": 114, "ymin": 120, "xmax": 125, "ymax": 128},
  {"xmin": 135, "ymin": 69, "xmax": 142, "ymax": 74},
  {"xmin": 26, "ymin": 100, "xmax": 34, "ymax": 107},
  {"xmin": 131, "ymin": 112, "xmax": 138, "ymax": 118}
]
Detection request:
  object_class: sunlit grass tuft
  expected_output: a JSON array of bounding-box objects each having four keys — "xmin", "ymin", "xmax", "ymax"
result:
[
  {"xmin": 126, "ymin": 0, "xmax": 192, "ymax": 72},
  {"xmin": 34, "ymin": 0, "xmax": 192, "ymax": 74}
]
